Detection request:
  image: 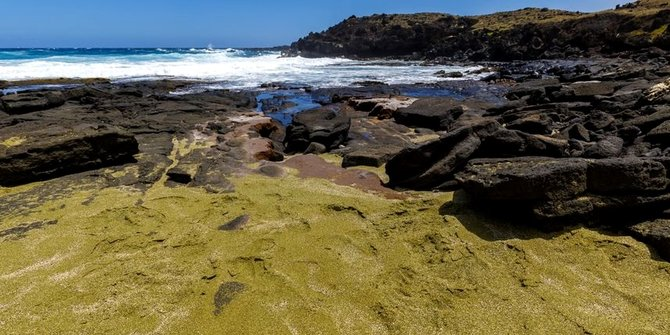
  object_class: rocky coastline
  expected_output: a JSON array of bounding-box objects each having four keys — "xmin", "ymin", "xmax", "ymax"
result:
[
  {"xmin": 288, "ymin": 0, "xmax": 670, "ymax": 61},
  {"xmin": 3, "ymin": 1, "xmax": 670, "ymax": 333}
]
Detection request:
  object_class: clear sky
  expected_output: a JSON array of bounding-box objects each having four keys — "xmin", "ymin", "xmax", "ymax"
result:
[{"xmin": 0, "ymin": 0, "xmax": 626, "ymax": 48}]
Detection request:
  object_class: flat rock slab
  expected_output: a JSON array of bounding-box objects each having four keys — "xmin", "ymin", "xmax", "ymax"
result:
[
  {"xmin": 0, "ymin": 123, "xmax": 138, "ymax": 186},
  {"xmin": 456, "ymin": 157, "xmax": 588, "ymax": 201},
  {"xmin": 0, "ymin": 91, "xmax": 65, "ymax": 114},
  {"xmin": 587, "ymin": 158, "xmax": 668, "ymax": 194},
  {"xmin": 394, "ymin": 97, "xmax": 491, "ymax": 130}
]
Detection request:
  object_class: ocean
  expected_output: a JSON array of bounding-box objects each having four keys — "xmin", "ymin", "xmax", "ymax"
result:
[{"xmin": 0, "ymin": 48, "xmax": 486, "ymax": 89}]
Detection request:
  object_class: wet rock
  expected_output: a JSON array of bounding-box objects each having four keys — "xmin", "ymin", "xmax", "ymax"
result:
[
  {"xmin": 0, "ymin": 91, "xmax": 65, "ymax": 114},
  {"xmin": 0, "ymin": 124, "xmax": 138, "ymax": 186},
  {"xmin": 311, "ymin": 86, "xmax": 397, "ymax": 104},
  {"xmin": 285, "ymin": 107, "xmax": 351, "ymax": 153},
  {"xmin": 435, "ymin": 70, "xmax": 464, "ymax": 78},
  {"xmin": 456, "ymin": 157, "xmax": 588, "ymax": 201}
]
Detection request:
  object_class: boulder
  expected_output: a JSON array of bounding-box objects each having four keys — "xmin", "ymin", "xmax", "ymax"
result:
[
  {"xmin": 386, "ymin": 128, "xmax": 480, "ymax": 190},
  {"xmin": 562, "ymin": 124, "xmax": 591, "ymax": 142},
  {"xmin": 0, "ymin": 124, "xmax": 138, "ymax": 186},
  {"xmin": 550, "ymin": 81, "xmax": 618, "ymax": 101},
  {"xmin": 506, "ymin": 113, "xmax": 554, "ymax": 134},
  {"xmin": 284, "ymin": 107, "xmax": 351, "ymax": 153},
  {"xmin": 394, "ymin": 98, "xmax": 465, "ymax": 130},
  {"xmin": 646, "ymin": 120, "xmax": 670, "ymax": 144},
  {"xmin": 583, "ymin": 111, "xmax": 615, "ymax": 131},
  {"xmin": 349, "ymin": 97, "xmax": 416, "ymax": 119},
  {"xmin": 629, "ymin": 219, "xmax": 670, "ymax": 261},
  {"xmin": 569, "ymin": 81, "xmax": 619, "ymax": 97},
  {"xmin": 456, "ymin": 157, "xmax": 589, "ymax": 201},
  {"xmin": 623, "ymin": 106, "xmax": 670, "ymax": 132},
  {"xmin": 478, "ymin": 129, "xmax": 526, "ymax": 157},
  {"xmin": 0, "ymin": 91, "xmax": 65, "ymax": 114},
  {"xmin": 393, "ymin": 98, "xmax": 493, "ymax": 131},
  {"xmin": 582, "ymin": 136, "xmax": 624, "ymax": 158},
  {"xmin": 520, "ymin": 133, "xmax": 570, "ymax": 158},
  {"xmin": 587, "ymin": 158, "xmax": 668, "ymax": 194},
  {"xmin": 617, "ymin": 126, "xmax": 641, "ymax": 143}
]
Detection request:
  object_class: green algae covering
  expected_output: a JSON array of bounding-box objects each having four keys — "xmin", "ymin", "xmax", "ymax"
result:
[{"xmin": 1, "ymin": 141, "xmax": 670, "ymax": 334}]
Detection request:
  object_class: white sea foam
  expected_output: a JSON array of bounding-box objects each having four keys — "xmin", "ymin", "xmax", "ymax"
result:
[{"xmin": 0, "ymin": 49, "xmax": 488, "ymax": 89}]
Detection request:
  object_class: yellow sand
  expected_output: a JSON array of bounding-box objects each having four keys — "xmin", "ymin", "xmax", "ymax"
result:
[{"xmin": 0, "ymin": 138, "xmax": 669, "ymax": 334}]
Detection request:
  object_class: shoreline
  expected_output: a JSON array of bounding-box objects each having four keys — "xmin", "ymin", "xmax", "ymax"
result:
[{"xmin": 2, "ymin": 45, "xmax": 670, "ymax": 332}]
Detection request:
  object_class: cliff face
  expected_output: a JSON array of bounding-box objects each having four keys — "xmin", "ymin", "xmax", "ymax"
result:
[{"xmin": 288, "ymin": 1, "xmax": 670, "ymax": 61}]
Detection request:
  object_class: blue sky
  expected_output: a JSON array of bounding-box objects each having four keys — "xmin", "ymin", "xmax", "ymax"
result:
[{"xmin": 0, "ymin": 0, "xmax": 626, "ymax": 48}]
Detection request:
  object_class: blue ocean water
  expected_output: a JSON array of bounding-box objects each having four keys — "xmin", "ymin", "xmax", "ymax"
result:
[{"xmin": 0, "ymin": 48, "xmax": 489, "ymax": 89}]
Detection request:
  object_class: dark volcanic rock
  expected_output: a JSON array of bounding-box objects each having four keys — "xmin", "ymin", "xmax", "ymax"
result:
[
  {"xmin": 623, "ymin": 106, "xmax": 670, "ymax": 132},
  {"xmin": 0, "ymin": 124, "xmax": 138, "ymax": 186},
  {"xmin": 393, "ymin": 98, "xmax": 465, "ymax": 130},
  {"xmin": 582, "ymin": 136, "xmax": 624, "ymax": 158},
  {"xmin": 583, "ymin": 111, "xmax": 616, "ymax": 131},
  {"xmin": 646, "ymin": 120, "xmax": 670, "ymax": 144},
  {"xmin": 386, "ymin": 120, "xmax": 499, "ymax": 190},
  {"xmin": 288, "ymin": 5, "xmax": 670, "ymax": 61},
  {"xmin": 342, "ymin": 147, "xmax": 399, "ymax": 168},
  {"xmin": 551, "ymin": 81, "xmax": 619, "ymax": 101},
  {"xmin": 285, "ymin": 107, "xmax": 351, "ymax": 153},
  {"xmin": 456, "ymin": 157, "xmax": 588, "ymax": 201},
  {"xmin": 587, "ymin": 158, "xmax": 668, "ymax": 194},
  {"xmin": 506, "ymin": 113, "xmax": 554, "ymax": 134},
  {"xmin": 562, "ymin": 124, "xmax": 591, "ymax": 142},
  {"xmin": 0, "ymin": 91, "xmax": 65, "ymax": 114},
  {"xmin": 394, "ymin": 98, "xmax": 492, "ymax": 130},
  {"xmin": 455, "ymin": 155, "xmax": 670, "ymax": 224},
  {"xmin": 629, "ymin": 219, "xmax": 670, "ymax": 260},
  {"xmin": 478, "ymin": 129, "xmax": 527, "ymax": 157}
]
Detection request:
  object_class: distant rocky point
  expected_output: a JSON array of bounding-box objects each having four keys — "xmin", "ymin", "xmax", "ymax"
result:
[{"xmin": 287, "ymin": 0, "xmax": 670, "ymax": 60}]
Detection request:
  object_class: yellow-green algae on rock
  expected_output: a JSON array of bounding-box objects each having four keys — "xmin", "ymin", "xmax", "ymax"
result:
[{"xmin": 1, "ymin": 162, "xmax": 670, "ymax": 334}]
